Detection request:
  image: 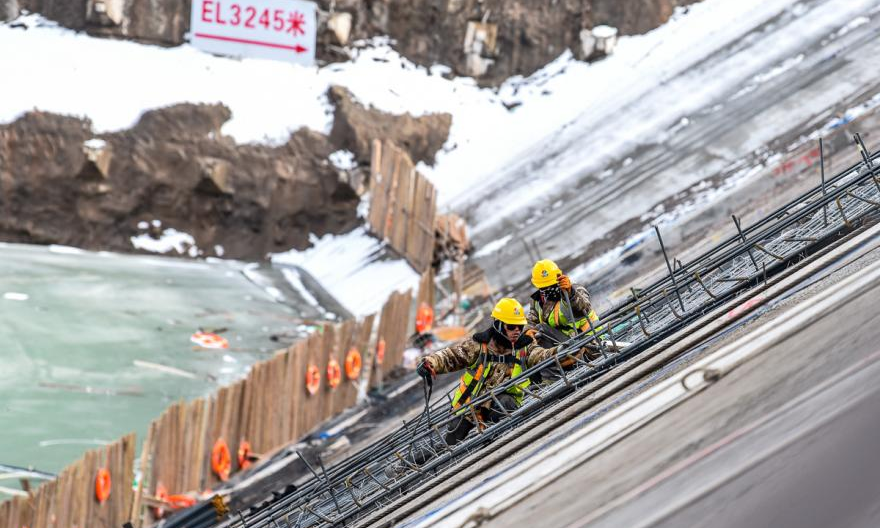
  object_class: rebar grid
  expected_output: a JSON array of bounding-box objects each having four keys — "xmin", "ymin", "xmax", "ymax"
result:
[{"xmin": 223, "ymin": 139, "xmax": 880, "ymax": 528}]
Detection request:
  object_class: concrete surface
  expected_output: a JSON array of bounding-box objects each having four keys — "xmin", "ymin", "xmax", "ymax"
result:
[{"xmin": 488, "ymin": 244, "xmax": 880, "ymax": 527}]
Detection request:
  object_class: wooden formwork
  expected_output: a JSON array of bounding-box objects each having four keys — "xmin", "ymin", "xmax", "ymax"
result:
[
  {"xmin": 1, "ymin": 292, "xmax": 421, "ymax": 526},
  {"xmin": 134, "ymin": 314, "xmax": 387, "ymax": 524},
  {"xmin": 0, "ymin": 434, "xmax": 135, "ymax": 528},
  {"xmin": 416, "ymin": 268, "xmax": 435, "ymax": 312},
  {"xmin": 368, "ymin": 139, "xmax": 438, "ymax": 273},
  {"xmin": 372, "ymin": 289, "xmax": 414, "ymax": 385}
]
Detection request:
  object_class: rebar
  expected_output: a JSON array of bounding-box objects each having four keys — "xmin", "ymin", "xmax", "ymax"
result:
[
  {"xmin": 732, "ymin": 214, "xmax": 760, "ymax": 272},
  {"xmin": 217, "ymin": 143, "xmax": 880, "ymax": 528},
  {"xmin": 654, "ymin": 226, "xmax": 686, "ymax": 312}
]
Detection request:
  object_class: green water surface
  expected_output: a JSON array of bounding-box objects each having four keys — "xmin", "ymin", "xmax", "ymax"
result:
[{"xmin": 0, "ymin": 243, "xmax": 312, "ymax": 476}]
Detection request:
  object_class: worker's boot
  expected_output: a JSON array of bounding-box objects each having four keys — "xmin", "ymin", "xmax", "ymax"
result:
[
  {"xmin": 581, "ymin": 344, "xmax": 602, "ymax": 361},
  {"xmin": 539, "ymin": 364, "xmax": 564, "ymax": 385}
]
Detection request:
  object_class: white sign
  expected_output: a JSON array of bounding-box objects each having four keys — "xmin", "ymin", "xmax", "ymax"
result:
[{"xmin": 190, "ymin": 0, "xmax": 317, "ymax": 65}]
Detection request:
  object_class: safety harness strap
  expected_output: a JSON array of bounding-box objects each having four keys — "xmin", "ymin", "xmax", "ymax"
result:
[
  {"xmin": 456, "ymin": 348, "xmax": 488, "ymax": 407},
  {"xmin": 484, "ymin": 353, "xmax": 518, "ymax": 365}
]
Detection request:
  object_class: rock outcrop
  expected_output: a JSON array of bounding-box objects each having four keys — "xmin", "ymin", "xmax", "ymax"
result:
[
  {"xmin": 1, "ymin": 0, "xmax": 19, "ymax": 21},
  {"xmin": 17, "ymin": 0, "xmax": 186, "ymax": 44},
  {"xmin": 0, "ymin": 105, "xmax": 360, "ymax": 259},
  {"xmin": 331, "ymin": 0, "xmax": 699, "ymax": 85},
  {"xmin": 0, "ymin": 95, "xmax": 451, "ymax": 259},
  {"xmin": 328, "ymin": 86, "xmax": 451, "ymax": 166},
  {"xmin": 17, "ymin": 0, "xmax": 701, "ymax": 85}
]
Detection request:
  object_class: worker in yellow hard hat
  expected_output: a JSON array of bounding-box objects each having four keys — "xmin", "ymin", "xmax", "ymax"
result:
[
  {"xmin": 526, "ymin": 260, "xmax": 604, "ymax": 376},
  {"xmin": 416, "ymin": 297, "xmax": 550, "ymax": 446}
]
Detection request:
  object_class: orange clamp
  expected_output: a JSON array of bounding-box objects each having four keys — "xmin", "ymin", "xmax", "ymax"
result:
[
  {"xmin": 376, "ymin": 338, "xmax": 386, "ymax": 365},
  {"xmin": 415, "ymin": 302, "xmax": 435, "ymax": 333},
  {"xmin": 238, "ymin": 440, "xmax": 253, "ymax": 470},
  {"xmin": 153, "ymin": 483, "xmax": 169, "ymax": 518}
]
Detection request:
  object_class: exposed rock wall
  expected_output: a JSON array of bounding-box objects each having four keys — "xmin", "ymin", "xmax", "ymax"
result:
[
  {"xmin": 332, "ymin": 0, "xmax": 700, "ymax": 84},
  {"xmin": 1, "ymin": 0, "xmax": 19, "ymax": 21},
  {"xmin": 328, "ymin": 86, "xmax": 451, "ymax": 166},
  {"xmin": 0, "ymin": 93, "xmax": 451, "ymax": 259},
  {"xmin": 0, "ymin": 105, "xmax": 359, "ymax": 259},
  {"xmin": 18, "ymin": 0, "xmax": 701, "ymax": 84},
  {"xmin": 19, "ymin": 0, "xmax": 87, "ymax": 28},
  {"xmin": 18, "ymin": 0, "xmax": 188, "ymax": 44}
]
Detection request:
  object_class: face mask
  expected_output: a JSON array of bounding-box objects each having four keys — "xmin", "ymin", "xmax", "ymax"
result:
[{"xmin": 540, "ymin": 284, "xmax": 562, "ymax": 302}]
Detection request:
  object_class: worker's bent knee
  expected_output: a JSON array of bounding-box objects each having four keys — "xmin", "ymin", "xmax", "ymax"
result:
[
  {"xmin": 496, "ymin": 393, "xmax": 519, "ymax": 411},
  {"xmin": 444, "ymin": 416, "xmax": 473, "ymax": 446}
]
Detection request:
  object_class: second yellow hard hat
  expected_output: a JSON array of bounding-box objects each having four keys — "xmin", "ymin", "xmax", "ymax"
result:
[{"xmin": 531, "ymin": 259, "xmax": 562, "ymax": 288}]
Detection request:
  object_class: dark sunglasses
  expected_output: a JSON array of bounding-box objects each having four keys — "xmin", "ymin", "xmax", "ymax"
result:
[{"xmin": 504, "ymin": 323, "xmax": 524, "ymax": 331}]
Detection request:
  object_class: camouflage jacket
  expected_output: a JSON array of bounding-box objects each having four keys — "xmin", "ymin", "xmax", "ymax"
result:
[
  {"xmin": 525, "ymin": 341, "xmax": 560, "ymax": 368},
  {"xmin": 527, "ymin": 282, "xmax": 593, "ymax": 329},
  {"xmin": 424, "ymin": 328, "xmax": 552, "ymax": 392}
]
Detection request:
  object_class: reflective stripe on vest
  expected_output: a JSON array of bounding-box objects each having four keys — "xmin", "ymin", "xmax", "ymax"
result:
[
  {"xmin": 534, "ymin": 299, "xmax": 603, "ymax": 338},
  {"xmin": 452, "ymin": 344, "xmax": 530, "ymax": 411}
]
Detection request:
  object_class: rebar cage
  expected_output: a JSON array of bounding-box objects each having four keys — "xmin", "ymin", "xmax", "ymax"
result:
[{"xmin": 216, "ymin": 136, "xmax": 880, "ymax": 528}]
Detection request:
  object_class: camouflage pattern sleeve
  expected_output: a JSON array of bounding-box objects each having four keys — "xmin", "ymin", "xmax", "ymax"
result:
[
  {"xmin": 526, "ymin": 300, "xmax": 540, "ymax": 328},
  {"xmin": 570, "ymin": 283, "xmax": 593, "ymax": 316},
  {"xmin": 423, "ymin": 338, "xmax": 482, "ymax": 374},
  {"xmin": 526, "ymin": 340, "xmax": 558, "ymax": 368}
]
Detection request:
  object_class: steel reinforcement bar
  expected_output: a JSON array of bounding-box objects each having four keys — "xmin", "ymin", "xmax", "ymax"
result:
[{"xmin": 219, "ymin": 136, "xmax": 880, "ymax": 528}]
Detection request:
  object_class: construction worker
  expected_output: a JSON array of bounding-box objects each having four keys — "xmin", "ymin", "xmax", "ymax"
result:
[
  {"xmin": 527, "ymin": 260, "xmax": 604, "ymax": 377},
  {"xmin": 529, "ymin": 259, "xmax": 601, "ymax": 336},
  {"xmin": 416, "ymin": 298, "xmax": 547, "ymax": 446}
]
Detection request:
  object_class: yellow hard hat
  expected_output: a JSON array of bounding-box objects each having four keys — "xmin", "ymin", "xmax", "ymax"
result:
[
  {"xmin": 491, "ymin": 298, "xmax": 527, "ymax": 325},
  {"xmin": 531, "ymin": 259, "xmax": 562, "ymax": 288}
]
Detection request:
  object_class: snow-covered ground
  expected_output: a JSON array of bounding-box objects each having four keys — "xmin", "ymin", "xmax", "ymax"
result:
[
  {"xmin": 5, "ymin": 1, "xmax": 873, "ymax": 207},
  {"xmin": 455, "ymin": 0, "xmax": 880, "ymax": 235},
  {"xmin": 271, "ymin": 228, "xmax": 419, "ymax": 317},
  {"xmin": 2, "ymin": 0, "xmax": 879, "ymax": 310}
]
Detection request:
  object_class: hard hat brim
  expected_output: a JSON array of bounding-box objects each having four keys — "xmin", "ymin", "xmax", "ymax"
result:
[
  {"xmin": 493, "ymin": 313, "xmax": 528, "ymax": 325},
  {"xmin": 532, "ymin": 277, "xmax": 558, "ymax": 288}
]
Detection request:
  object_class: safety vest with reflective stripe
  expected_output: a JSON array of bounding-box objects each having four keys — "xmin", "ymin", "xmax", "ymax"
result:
[
  {"xmin": 451, "ymin": 343, "xmax": 530, "ymax": 412},
  {"xmin": 533, "ymin": 299, "xmax": 603, "ymax": 338}
]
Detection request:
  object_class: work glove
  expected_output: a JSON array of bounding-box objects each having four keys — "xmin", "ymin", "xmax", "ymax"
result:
[
  {"xmin": 578, "ymin": 344, "xmax": 602, "ymax": 361},
  {"xmin": 524, "ymin": 328, "xmax": 538, "ymax": 338},
  {"xmin": 416, "ymin": 359, "xmax": 436, "ymax": 382},
  {"xmin": 558, "ymin": 274, "xmax": 572, "ymax": 292}
]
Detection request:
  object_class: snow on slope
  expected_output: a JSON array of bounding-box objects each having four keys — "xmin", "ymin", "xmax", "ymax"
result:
[
  {"xmin": 2, "ymin": 0, "xmax": 874, "ymax": 311},
  {"xmin": 2, "ymin": 0, "xmax": 844, "ymax": 207},
  {"xmin": 271, "ymin": 228, "xmax": 419, "ymax": 317},
  {"xmin": 453, "ymin": 0, "xmax": 880, "ymax": 238}
]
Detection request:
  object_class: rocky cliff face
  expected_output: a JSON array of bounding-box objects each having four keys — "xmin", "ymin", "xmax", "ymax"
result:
[
  {"xmin": 15, "ymin": 0, "xmax": 700, "ymax": 85},
  {"xmin": 16, "ymin": 0, "xmax": 188, "ymax": 43},
  {"xmin": 329, "ymin": 0, "xmax": 699, "ymax": 85},
  {"xmin": 328, "ymin": 86, "xmax": 451, "ymax": 167},
  {"xmin": 0, "ymin": 105, "xmax": 356, "ymax": 259},
  {"xmin": 0, "ymin": 0, "xmax": 19, "ymax": 21},
  {"xmin": 0, "ymin": 93, "xmax": 451, "ymax": 259}
]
